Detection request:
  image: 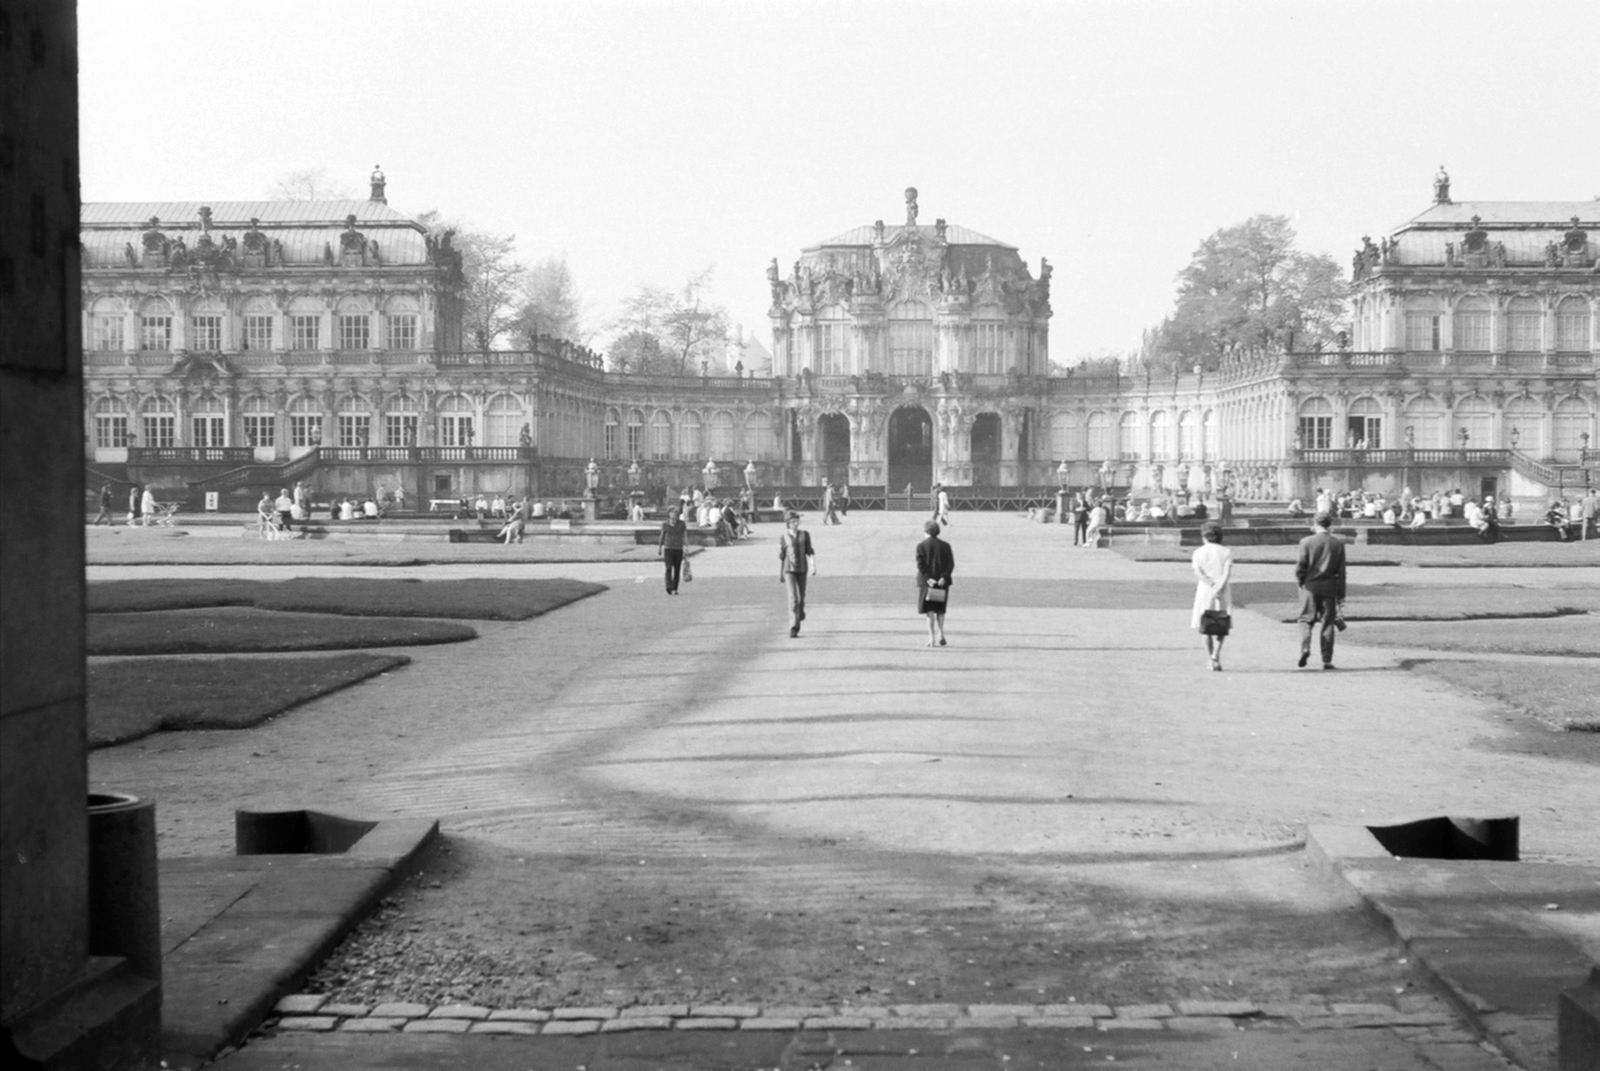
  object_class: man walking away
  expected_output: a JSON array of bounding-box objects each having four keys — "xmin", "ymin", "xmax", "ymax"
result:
[
  {"xmin": 1295, "ymin": 512, "xmax": 1347, "ymax": 670},
  {"xmin": 779, "ymin": 510, "xmax": 816, "ymax": 638},
  {"xmin": 1584, "ymin": 489, "xmax": 1599, "ymax": 541},
  {"xmin": 93, "ymin": 482, "xmax": 113, "ymax": 525}
]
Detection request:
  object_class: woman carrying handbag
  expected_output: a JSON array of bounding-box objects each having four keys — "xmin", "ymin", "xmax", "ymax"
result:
[
  {"xmin": 916, "ymin": 519, "xmax": 954, "ymax": 648},
  {"xmin": 1190, "ymin": 519, "xmax": 1234, "ymax": 671}
]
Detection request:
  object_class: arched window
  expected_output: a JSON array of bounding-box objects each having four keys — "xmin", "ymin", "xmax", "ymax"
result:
[
  {"xmin": 383, "ymin": 295, "xmax": 420, "ymax": 351},
  {"xmin": 90, "ymin": 297, "xmax": 125, "ymax": 351},
  {"xmin": 1201, "ymin": 409, "xmax": 1218, "ymax": 459},
  {"xmin": 287, "ymin": 296, "xmax": 323, "ymax": 351},
  {"xmin": 1049, "ymin": 412, "xmax": 1077, "ymax": 461},
  {"xmin": 1346, "ymin": 396, "xmax": 1383, "ymax": 448},
  {"xmin": 604, "ymin": 407, "xmax": 620, "ymax": 460},
  {"xmin": 1087, "ymin": 410, "xmax": 1112, "ymax": 460},
  {"xmin": 334, "ymin": 395, "xmax": 370, "ymax": 448},
  {"xmin": 141, "ymin": 394, "xmax": 177, "ymax": 448},
  {"xmin": 484, "ymin": 394, "xmax": 522, "ymax": 447},
  {"xmin": 191, "ymin": 393, "xmax": 227, "ymax": 448},
  {"xmin": 241, "ymin": 395, "xmax": 276, "ymax": 449},
  {"xmin": 1504, "ymin": 395, "xmax": 1545, "ymax": 456},
  {"xmin": 743, "ymin": 411, "xmax": 772, "ymax": 460},
  {"xmin": 241, "ymin": 294, "xmax": 275, "ymax": 351},
  {"xmin": 1404, "ymin": 395, "xmax": 1446, "ymax": 449},
  {"xmin": 1118, "ymin": 411, "xmax": 1140, "ymax": 458},
  {"xmin": 1506, "ymin": 296, "xmax": 1541, "ymax": 353},
  {"xmin": 1454, "ymin": 395, "xmax": 1492, "ymax": 449},
  {"xmin": 1553, "ymin": 397, "xmax": 1592, "ymax": 462},
  {"xmin": 1297, "ymin": 397, "xmax": 1333, "ymax": 450},
  {"xmin": 1454, "ymin": 295, "xmax": 1490, "ymax": 352},
  {"xmin": 139, "ymin": 298, "xmax": 174, "ymax": 351},
  {"xmin": 190, "ymin": 297, "xmax": 225, "ymax": 353},
  {"xmin": 649, "ymin": 410, "xmax": 672, "ymax": 461},
  {"xmin": 1404, "ymin": 298, "xmax": 1442, "ymax": 352},
  {"xmin": 384, "ymin": 395, "xmax": 418, "ymax": 448},
  {"xmin": 679, "ymin": 410, "xmax": 702, "ymax": 459},
  {"xmin": 625, "ymin": 408, "xmax": 645, "ymax": 459},
  {"xmin": 1178, "ymin": 410, "xmax": 1198, "ymax": 459},
  {"xmin": 438, "ymin": 395, "xmax": 474, "ymax": 448},
  {"xmin": 1556, "ymin": 296, "xmax": 1591, "ymax": 353},
  {"xmin": 709, "ymin": 410, "xmax": 734, "ymax": 459},
  {"xmin": 887, "ymin": 302, "xmax": 933, "ymax": 377},
  {"xmin": 94, "ymin": 395, "xmax": 130, "ymax": 449},
  {"xmin": 335, "ymin": 297, "xmax": 372, "ymax": 351},
  {"xmin": 287, "ymin": 395, "xmax": 323, "ymax": 448},
  {"xmin": 1149, "ymin": 409, "xmax": 1173, "ymax": 458}
]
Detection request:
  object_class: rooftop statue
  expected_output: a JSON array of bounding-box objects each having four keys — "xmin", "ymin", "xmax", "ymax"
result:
[{"xmin": 905, "ymin": 187, "xmax": 918, "ymax": 227}]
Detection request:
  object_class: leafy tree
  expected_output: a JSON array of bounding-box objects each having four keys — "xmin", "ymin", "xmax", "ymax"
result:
[
  {"xmin": 1149, "ymin": 215, "xmax": 1348, "ymax": 373},
  {"xmin": 457, "ymin": 230, "xmax": 526, "ymax": 351},
  {"xmin": 608, "ymin": 269, "xmax": 731, "ymax": 375},
  {"xmin": 269, "ymin": 168, "xmax": 354, "ymax": 201},
  {"xmin": 515, "ymin": 256, "xmax": 586, "ymax": 346},
  {"xmin": 607, "ymin": 329, "xmax": 672, "ymax": 375}
]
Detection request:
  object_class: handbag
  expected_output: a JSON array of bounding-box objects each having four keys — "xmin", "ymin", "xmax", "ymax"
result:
[
  {"xmin": 683, "ymin": 558, "xmax": 693, "ymax": 583},
  {"xmin": 924, "ymin": 585, "xmax": 947, "ymax": 605},
  {"xmin": 1199, "ymin": 609, "xmax": 1231, "ymax": 636}
]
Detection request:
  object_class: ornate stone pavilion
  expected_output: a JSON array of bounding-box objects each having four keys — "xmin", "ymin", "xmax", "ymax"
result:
[
  {"xmin": 80, "ymin": 175, "xmax": 1596, "ymax": 507},
  {"xmin": 1214, "ymin": 169, "xmax": 1598, "ymax": 504}
]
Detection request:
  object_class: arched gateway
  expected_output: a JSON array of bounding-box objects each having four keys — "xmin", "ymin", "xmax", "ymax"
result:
[
  {"xmin": 888, "ymin": 406, "xmax": 933, "ymax": 492},
  {"xmin": 818, "ymin": 412, "xmax": 850, "ymax": 485}
]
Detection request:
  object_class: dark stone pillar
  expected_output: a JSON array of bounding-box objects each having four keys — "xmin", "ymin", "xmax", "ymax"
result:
[{"xmin": 1, "ymin": 4, "xmax": 161, "ymax": 1065}]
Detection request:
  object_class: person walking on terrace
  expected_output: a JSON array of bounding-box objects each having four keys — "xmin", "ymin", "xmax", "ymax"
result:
[
  {"xmin": 1296, "ymin": 512, "xmax": 1347, "ymax": 670},
  {"xmin": 92, "ymin": 482, "xmax": 114, "ymax": 525},
  {"xmin": 1191, "ymin": 520, "xmax": 1234, "ymax": 671},
  {"xmin": 916, "ymin": 519, "xmax": 954, "ymax": 647},
  {"xmin": 779, "ymin": 510, "xmax": 816, "ymax": 638},
  {"xmin": 658, "ymin": 506, "xmax": 687, "ymax": 595}
]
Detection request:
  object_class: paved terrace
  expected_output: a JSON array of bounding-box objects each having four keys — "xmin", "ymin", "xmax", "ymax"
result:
[{"xmin": 87, "ymin": 511, "xmax": 1600, "ymax": 1070}]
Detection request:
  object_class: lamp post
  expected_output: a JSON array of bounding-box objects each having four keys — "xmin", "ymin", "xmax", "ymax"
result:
[
  {"xmin": 1510, "ymin": 426, "xmax": 1520, "ymax": 450},
  {"xmin": 1056, "ymin": 459, "xmax": 1070, "ymax": 523}
]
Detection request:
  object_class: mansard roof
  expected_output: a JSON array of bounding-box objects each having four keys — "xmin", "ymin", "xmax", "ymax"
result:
[
  {"xmin": 80, "ymin": 199, "xmax": 433, "ymax": 269},
  {"xmin": 806, "ymin": 222, "xmax": 1016, "ymax": 251},
  {"xmin": 1398, "ymin": 201, "xmax": 1598, "ymax": 231}
]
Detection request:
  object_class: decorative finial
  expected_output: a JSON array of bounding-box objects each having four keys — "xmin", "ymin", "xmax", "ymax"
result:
[
  {"xmin": 904, "ymin": 187, "xmax": 919, "ymax": 226},
  {"xmin": 370, "ymin": 165, "xmax": 388, "ymax": 204}
]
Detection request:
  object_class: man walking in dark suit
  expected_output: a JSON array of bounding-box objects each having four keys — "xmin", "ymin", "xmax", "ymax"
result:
[{"xmin": 1296, "ymin": 512, "xmax": 1347, "ymax": 670}]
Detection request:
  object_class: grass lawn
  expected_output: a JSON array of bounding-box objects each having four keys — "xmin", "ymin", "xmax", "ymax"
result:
[
  {"xmin": 88, "ymin": 608, "xmax": 476, "ymax": 655},
  {"xmin": 87, "ymin": 577, "xmax": 605, "ymax": 620},
  {"xmin": 87, "ymin": 653, "xmax": 409, "ymax": 747},
  {"xmin": 1402, "ymin": 658, "xmax": 1600, "ymax": 733},
  {"xmin": 1233, "ymin": 582, "xmax": 1600, "ymax": 622},
  {"xmin": 1119, "ymin": 540, "xmax": 1600, "ymax": 568},
  {"xmin": 1344, "ymin": 615, "xmax": 1600, "ymax": 658}
]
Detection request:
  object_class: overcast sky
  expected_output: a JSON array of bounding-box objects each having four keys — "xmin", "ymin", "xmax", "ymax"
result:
[{"xmin": 79, "ymin": 0, "xmax": 1599, "ymax": 360}]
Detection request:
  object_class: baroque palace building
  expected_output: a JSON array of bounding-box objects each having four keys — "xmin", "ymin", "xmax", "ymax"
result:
[{"xmin": 81, "ymin": 174, "xmax": 1596, "ymax": 508}]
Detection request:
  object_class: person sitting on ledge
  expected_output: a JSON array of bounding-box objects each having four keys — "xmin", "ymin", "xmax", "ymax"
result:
[
  {"xmin": 1286, "ymin": 497, "xmax": 1307, "ymax": 517},
  {"xmin": 1546, "ymin": 500, "xmax": 1571, "ymax": 540}
]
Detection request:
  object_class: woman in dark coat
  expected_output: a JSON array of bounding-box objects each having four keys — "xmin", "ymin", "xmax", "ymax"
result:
[{"xmin": 915, "ymin": 518, "xmax": 954, "ymax": 647}]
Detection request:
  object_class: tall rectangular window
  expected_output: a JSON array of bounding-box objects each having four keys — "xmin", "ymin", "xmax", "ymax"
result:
[
  {"xmin": 440, "ymin": 416, "xmax": 473, "ymax": 447},
  {"xmin": 1455, "ymin": 310, "xmax": 1490, "ymax": 351},
  {"xmin": 289, "ymin": 414, "xmax": 321, "ymax": 448},
  {"xmin": 96, "ymin": 415, "xmax": 129, "ymax": 448},
  {"xmin": 1556, "ymin": 303, "xmax": 1590, "ymax": 352},
  {"xmin": 819, "ymin": 323, "xmax": 847, "ymax": 375},
  {"xmin": 243, "ymin": 315, "xmax": 274, "ymax": 351},
  {"xmin": 141, "ymin": 315, "xmax": 172, "ymax": 351},
  {"xmin": 1297, "ymin": 416, "xmax": 1333, "ymax": 450},
  {"xmin": 1506, "ymin": 310, "xmax": 1541, "ymax": 352},
  {"xmin": 143, "ymin": 415, "xmax": 176, "ymax": 448},
  {"xmin": 192, "ymin": 415, "xmax": 225, "ymax": 447},
  {"xmin": 338, "ymin": 315, "xmax": 370, "ymax": 351},
  {"xmin": 191, "ymin": 315, "xmax": 223, "ymax": 352},
  {"xmin": 290, "ymin": 315, "xmax": 320, "ymax": 351},
  {"xmin": 243, "ymin": 414, "xmax": 275, "ymax": 448},
  {"xmin": 93, "ymin": 315, "xmax": 124, "ymax": 351},
  {"xmin": 973, "ymin": 323, "xmax": 1006, "ymax": 374},
  {"xmin": 603, "ymin": 422, "xmax": 617, "ymax": 460},
  {"xmin": 888, "ymin": 321, "xmax": 933, "ymax": 376},
  {"xmin": 385, "ymin": 414, "xmax": 417, "ymax": 447},
  {"xmin": 338, "ymin": 414, "xmax": 370, "ymax": 447},
  {"xmin": 385, "ymin": 314, "xmax": 418, "ymax": 350},
  {"xmin": 1405, "ymin": 313, "xmax": 1440, "ymax": 352}
]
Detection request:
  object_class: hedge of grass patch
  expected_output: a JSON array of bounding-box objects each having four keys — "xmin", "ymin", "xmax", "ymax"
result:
[
  {"xmin": 87, "ymin": 577, "xmax": 605, "ymax": 620},
  {"xmin": 88, "ymin": 653, "xmax": 409, "ymax": 747},
  {"xmin": 88, "ymin": 608, "xmax": 476, "ymax": 655},
  {"xmin": 1402, "ymin": 658, "xmax": 1600, "ymax": 732},
  {"xmin": 1341, "ymin": 615, "xmax": 1600, "ymax": 659}
]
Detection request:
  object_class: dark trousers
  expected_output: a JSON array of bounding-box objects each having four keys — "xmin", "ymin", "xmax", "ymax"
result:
[
  {"xmin": 662, "ymin": 548, "xmax": 683, "ymax": 592},
  {"xmin": 1298, "ymin": 589, "xmax": 1339, "ymax": 665},
  {"xmin": 1073, "ymin": 517, "xmax": 1088, "ymax": 544}
]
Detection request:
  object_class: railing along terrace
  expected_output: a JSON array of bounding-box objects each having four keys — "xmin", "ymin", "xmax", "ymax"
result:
[
  {"xmin": 128, "ymin": 447, "xmax": 255, "ymax": 464},
  {"xmin": 1285, "ymin": 349, "xmax": 1595, "ymax": 372},
  {"xmin": 1296, "ymin": 448, "xmax": 1512, "ymax": 465}
]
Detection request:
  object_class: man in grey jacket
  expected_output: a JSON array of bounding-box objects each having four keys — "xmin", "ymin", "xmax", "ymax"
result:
[{"xmin": 1295, "ymin": 512, "xmax": 1347, "ymax": 670}]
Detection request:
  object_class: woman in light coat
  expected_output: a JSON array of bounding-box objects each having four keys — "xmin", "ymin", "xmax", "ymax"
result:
[{"xmin": 1190, "ymin": 519, "xmax": 1234, "ymax": 671}]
